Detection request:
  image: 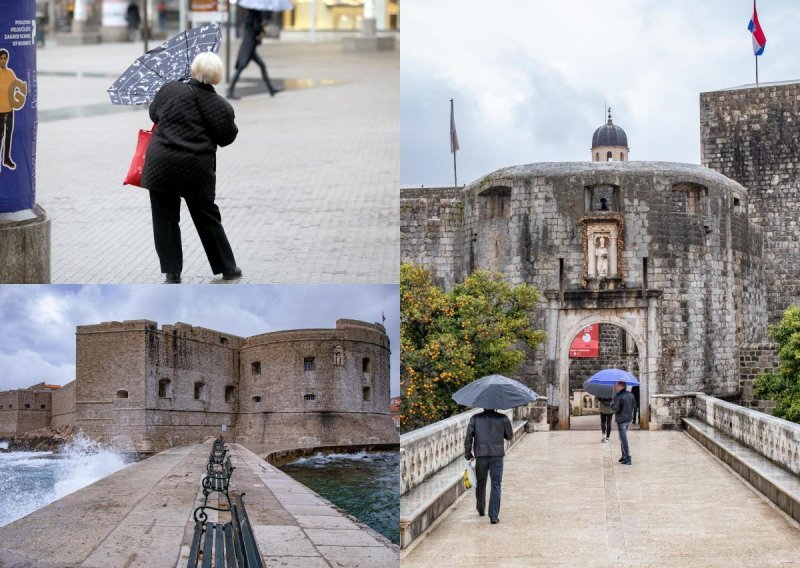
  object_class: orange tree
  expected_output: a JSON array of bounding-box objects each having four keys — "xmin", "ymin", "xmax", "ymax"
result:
[
  {"xmin": 754, "ymin": 305, "xmax": 800, "ymax": 422},
  {"xmin": 400, "ymin": 264, "xmax": 545, "ymax": 432}
]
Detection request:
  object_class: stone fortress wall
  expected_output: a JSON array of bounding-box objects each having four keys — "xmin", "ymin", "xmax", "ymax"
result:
[
  {"xmin": 0, "ymin": 319, "xmax": 398, "ymax": 452},
  {"xmin": 400, "ymin": 83, "xmax": 800, "ymax": 420},
  {"xmin": 0, "ymin": 383, "xmax": 56, "ymax": 437}
]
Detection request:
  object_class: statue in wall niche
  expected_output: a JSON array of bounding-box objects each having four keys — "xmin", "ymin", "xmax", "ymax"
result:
[{"xmin": 595, "ymin": 237, "xmax": 609, "ymax": 278}]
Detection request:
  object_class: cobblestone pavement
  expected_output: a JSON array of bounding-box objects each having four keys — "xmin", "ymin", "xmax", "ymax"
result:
[
  {"xmin": 35, "ymin": 38, "xmax": 399, "ymax": 283},
  {"xmin": 403, "ymin": 430, "xmax": 800, "ymax": 567}
]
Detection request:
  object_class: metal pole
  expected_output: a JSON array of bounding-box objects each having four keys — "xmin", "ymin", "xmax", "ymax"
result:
[
  {"xmin": 755, "ymin": 55, "xmax": 759, "ymax": 87},
  {"xmin": 142, "ymin": 0, "xmax": 149, "ymax": 52},
  {"xmin": 179, "ymin": 0, "xmax": 187, "ymax": 32},
  {"xmin": 310, "ymin": 0, "xmax": 316, "ymax": 44},
  {"xmin": 451, "ymin": 98, "xmax": 458, "ymax": 189},
  {"xmin": 225, "ymin": 0, "xmax": 231, "ymax": 83}
]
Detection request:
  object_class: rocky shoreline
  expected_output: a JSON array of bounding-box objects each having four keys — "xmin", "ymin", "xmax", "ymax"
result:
[{"xmin": 0, "ymin": 426, "xmax": 76, "ymax": 452}]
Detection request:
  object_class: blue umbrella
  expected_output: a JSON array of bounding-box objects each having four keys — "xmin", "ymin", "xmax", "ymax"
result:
[
  {"xmin": 452, "ymin": 374, "xmax": 539, "ymax": 410},
  {"xmin": 583, "ymin": 368, "xmax": 639, "ymax": 399},
  {"xmin": 108, "ymin": 24, "xmax": 222, "ymax": 105}
]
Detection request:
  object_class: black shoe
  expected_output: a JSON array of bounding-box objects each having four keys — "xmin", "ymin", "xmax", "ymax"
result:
[
  {"xmin": 222, "ymin": 267, "xmax": 243, "ymax": 280},
  {"xmin": 165, "ymin": 273, "xmax": 181, "ymax": 284},
  {"xmin": 618, "ymin": 457, "xmax": 625, "ymax": 463},
  {"xmin": 269, "ymin": 86, "xmax": 282, "ymax": 97},
  {"xmin": 622, "ymin": 459, "xmax": 632, "ymax": 466},
  {"xmin": 477, "ymin": 508, "xmax": 484, "ymax": 517},
  {"xmin": 490, "ymin": 518, "xmax": 499, "ymax": 524},
  {"xmin": 3, "ymin": 159, "xmax": 15, "ymax": 170},
  {"xmin": 226, "ymin": 91, "xmax": 240, "ymax": 100}
]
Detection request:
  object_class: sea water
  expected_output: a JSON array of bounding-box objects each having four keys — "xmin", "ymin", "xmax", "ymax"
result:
[
  {"xmin": 281, "ymin": 451, "xmax": 400, "ymax": 545},
  {"xmin": 0, "ymin": 433, "xmax": 135, "ymax": 527}
]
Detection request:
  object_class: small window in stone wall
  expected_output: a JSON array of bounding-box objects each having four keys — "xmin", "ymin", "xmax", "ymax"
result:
[
  {"xmin": 586, "ymin": 185, "xmax": 619, "ymax": 212},
  {"xmin": 606, "ymin": 151, "xmax": 613, "ymax": 161},
  {"xmin": 478, "ymin": 187, "xmax": 511, "ymax": 220},
  {"xmin": 40, "ymin": 404, "xmax": 46, "ymax": 409},
  {"xmin": 225, "ymin": 386, "xmax": 235, "ymax": 403},
  {"xmin": 304, "ymin": 357, "xmax": 315, "ymax": 372},
  {"xmin": 158, "ymin": 379, "xmax": 172, "ymax": 399},
  {"xmin": 672, "ymin": 182, "xmax": 707, "ymax": 215},
  {"xmin": 363, "ymin": 387, "xmax": 371, "ymax": 402},
  {"xmin": 24, "ymin": 403, "xmax": 30, "ymax": 409},
  {"xmin": 733, "ymin": 197, "xmax": 743, "ymax": 215},
  {"xmin": 304, "ymin": 393, "xmax": 316, "ymax": 401},
  {"xmin": 116, "ymin": 390, "xmax": 129, "ymax": 399},
  {"xmin": 252, "ymin": 361, "xmax": 261, "ymax": 375},
  {"xmin": 362, "ymin": 357, "xmax": 371, "ymax": 373},
  {"xmin": 194, "ymin": 382, "xmax": 206, "ymax": 401},
  {"xmin": 252, "ymin": 396, "xmax": 262, "ymax": 403},
  {"xmin": 219, "ymin": 337, "xmax": 228, "ymax": 345}
]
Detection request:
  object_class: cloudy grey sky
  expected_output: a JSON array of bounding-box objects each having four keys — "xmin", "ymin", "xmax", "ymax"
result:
[
  {"xmin": 0, "ymin": 285, "xmax": 400, "ymax": 396},
  {"xmin": 401, "ymin": 0, "xmax": 800, "ymax": 186}
]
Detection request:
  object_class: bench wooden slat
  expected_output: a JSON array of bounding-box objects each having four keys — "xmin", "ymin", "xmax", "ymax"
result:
[
  {"xmin": 214, "ymin": 523, "xmax": 224, "ymax": 568},
  {"xmin": 187, "ymin": 521, "xmax": 203, "ymax": 568},
  {"xmin": 224, "ymin": 522, "xmax": 236, "ymax": 568},
  {"xmin": 202, "ymin": 522, "xmax": 214, "ymax": 568},
  {"xmin": 236, "ymin": 494, "xmax": 264, "ymax": 568}
]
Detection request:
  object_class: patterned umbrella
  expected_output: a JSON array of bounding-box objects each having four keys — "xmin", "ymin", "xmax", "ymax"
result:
[
  {"xmin": 238, "ymin": 0, "xmax": 294, "ymax": 11},
  {"xmin": 107, "ymin": 24, "xmax": 222, "ymax": 105}
]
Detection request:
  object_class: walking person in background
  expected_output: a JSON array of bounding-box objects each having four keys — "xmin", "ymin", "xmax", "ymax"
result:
[
  {"xmin": 157, "ymin": 1, "xmax": 167, "ymax": 32},
  {"xmin": 464, "ymin": 408, "xmax": 513, "ymax": 524},
  {"xmin": 631, "ymin": 384, "xmax": 641, "ymax": 424},
  {"xmin": 226, "ymin": 8, "xmax": 281, "ymax": 100},
  {"xmin": 125, "ymin": 2, "xmax": 141, "ymax": 42},
  {"xmin": 141, "ymin": 52, "xmax": 242, "ymax": 283},
  {"xmin": 598, "ymin": 396, "xmax": 613, "ymax": 443},
  {"xmin": 611, "ymin": 381, "xmax": 635, "ymax": 465}
]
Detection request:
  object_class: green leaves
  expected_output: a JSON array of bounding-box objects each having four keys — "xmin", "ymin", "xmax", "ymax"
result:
[
  {"xmin": 400, "ymin": 264, "xmax": 545, "ymax": 432},
  {"xmin": 754, "ymin": 306, "xmax": 800, "ymax": 423}
]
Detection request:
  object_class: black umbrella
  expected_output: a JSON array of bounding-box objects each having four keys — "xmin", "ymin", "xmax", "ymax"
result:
[
  {"xmin": 452, "ymin": 374, "xmax": 539, "ymax": 410},
  {"xmin": 108, "ymin": 24, "xmax": 222, "ymax": 105}
]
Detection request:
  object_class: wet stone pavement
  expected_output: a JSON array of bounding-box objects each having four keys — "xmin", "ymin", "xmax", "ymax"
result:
[{"xmin": 35, "ymin": 39, "xmax": 399, "ymax": 284}]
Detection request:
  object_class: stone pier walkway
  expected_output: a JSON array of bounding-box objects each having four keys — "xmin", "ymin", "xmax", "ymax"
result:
[
  {"xmin": 402, "ymin": 430, "xmax": 800, "ymax": 567},
  {"xmin": 0, "ymin": 442, "xmax": 397, "ymax": 567}
]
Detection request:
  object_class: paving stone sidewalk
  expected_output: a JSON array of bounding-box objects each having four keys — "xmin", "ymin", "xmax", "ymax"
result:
[{"xmin": 34, "ymin": 38, "xmax": 399, "ymax": 284}]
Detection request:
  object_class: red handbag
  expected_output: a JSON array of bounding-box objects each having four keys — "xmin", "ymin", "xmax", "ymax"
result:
[{"xmin": 123, "ymin": 124, "xmax": 156, "ymax": 187}]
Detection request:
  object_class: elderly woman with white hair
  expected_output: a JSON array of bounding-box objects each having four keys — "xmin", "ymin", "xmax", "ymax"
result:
[{"xmin": 141, "ymin": 52, "xmax": 241, "ymax": 283}]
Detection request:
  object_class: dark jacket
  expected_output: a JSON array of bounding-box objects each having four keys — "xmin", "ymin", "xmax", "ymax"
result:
[
  {"xmin": 236, "ymin": 9, "xmax": 263, "ymax": 70},
  {"xmin": 141, "ymin": 79, "xmax": 237, "ymax": 201},
  {"xmin": 126, "ymin": 4, "xmax": 141, "ymax": 29},
  {"xmin": 464, "ymin": 410, "xmax": 513, "ymax": 459},
  {"xmin": 611, "ymin": 389, "xmax": 635, "ymax": 423},
  {"xmin": 598, "ymin": 397, "xmax": 614, "ymax": 415}
]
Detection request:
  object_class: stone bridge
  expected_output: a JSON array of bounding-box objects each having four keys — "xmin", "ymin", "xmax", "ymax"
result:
[{"xmin": 400, "ymin": 395, "xmax": 800, "ymax": 567}]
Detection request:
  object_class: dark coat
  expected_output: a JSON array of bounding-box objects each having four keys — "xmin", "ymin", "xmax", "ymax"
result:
[
  {"xmin": 611, "ymin": 389, "xmax": 636, "ymax": 423},
  {"xmin": 235, "ymin": 10, "xmax": 264, "ymax": 70},
  {"xmin": 464, "ymin": 410, "xmax": 513, "ymax": 459},
  {"xmin": 141, "ymin": 79, "xmax": 237, "ymax": 202}
]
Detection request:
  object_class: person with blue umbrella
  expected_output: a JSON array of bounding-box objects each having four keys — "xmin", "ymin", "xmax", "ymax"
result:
[
  {"xmin": 585, "ymin": 369, "xmax": 638, "ymax": 465},
  {"xmin": 454, "ymin": 374, "xmax": 539, "ymax": 524}
]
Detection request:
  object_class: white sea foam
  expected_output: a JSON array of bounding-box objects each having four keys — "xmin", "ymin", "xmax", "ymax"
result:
[
  {"xmin": 0, "ymin": 431, "xmax": 135, "ymax": 527},
  {"xmin": 289, "ymin": 451, "xmax": 393, "ymax": 467}
]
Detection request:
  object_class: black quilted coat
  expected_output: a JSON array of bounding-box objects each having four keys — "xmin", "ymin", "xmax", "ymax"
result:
[{"xmin": 141, "ymin": 79, "xmax": 238, "ymax": 201}]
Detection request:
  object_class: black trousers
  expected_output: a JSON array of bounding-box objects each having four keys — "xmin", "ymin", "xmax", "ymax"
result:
[
  {"xmin": 600, "ymin": 413, "xmax": 613, "ymax": 437},
  {"xmin": 475, "ymin": 456, "xmax": 504, "ymax": 520},
  {"xmin": 229, "ymin": 52, "xmax": 275, "ymax": 93},
  {"xmin": 148, "ymin": 190, "xmax": 237, "ymax": 275},
  {"xmin": 0, "ymin": 111, "xmax": 13, "ymax": 163}
]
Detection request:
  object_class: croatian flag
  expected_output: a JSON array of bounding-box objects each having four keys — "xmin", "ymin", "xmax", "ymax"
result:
[{"xmin": 748, "ymin": 1, "xmax": 766, "ymax": 56}]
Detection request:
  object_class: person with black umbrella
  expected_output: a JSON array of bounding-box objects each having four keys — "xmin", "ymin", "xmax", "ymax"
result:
[
  {"xmin": 226, "ymin": 8, "xmax": 280, "ymax": 100},
  {"xmin": 464, "ymin": 409, "xmax": 513, "ymax": 524},
  {"xmin": 455, "ymin": 374, "xmax": 539, "ymax": 525}
]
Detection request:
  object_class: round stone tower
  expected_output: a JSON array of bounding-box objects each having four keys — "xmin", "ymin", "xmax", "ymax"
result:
[{"xmin": 591, "ymin": 108, "xmax": 629, "ymax": 162}]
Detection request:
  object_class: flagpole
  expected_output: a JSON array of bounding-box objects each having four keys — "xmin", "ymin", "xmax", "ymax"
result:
[
  {"xmin": 755, "ymin": 55, "xmax": 759, "ymax": 87},
  {"xmin": 451, "ymin": 98, "xmax": 458, "ymax": 189}
]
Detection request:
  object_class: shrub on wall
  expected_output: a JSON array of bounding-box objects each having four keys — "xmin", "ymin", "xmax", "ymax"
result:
[
  {"xmin": 754, "ymin": 305, "xmax": 800, "ymax": 422},
  {"xmin": 400, "ymin": 264, "xmax": 545, "ymax": 432}
]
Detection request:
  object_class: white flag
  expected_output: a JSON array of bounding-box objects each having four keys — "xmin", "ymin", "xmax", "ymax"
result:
[{"xmin": 450, "ymin": 100, "xmax": 459, "ymax": 154}]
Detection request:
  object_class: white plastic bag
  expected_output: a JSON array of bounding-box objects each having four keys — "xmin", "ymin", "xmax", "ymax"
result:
[{"xmin": 463, "ymin": 459, "xmax": 476, "ymax": 489}]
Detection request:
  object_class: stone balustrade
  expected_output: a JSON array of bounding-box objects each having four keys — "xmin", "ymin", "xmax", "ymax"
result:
[{"xmin": 652, "ymin": 392, "xmax": 800, "ymax": 476}]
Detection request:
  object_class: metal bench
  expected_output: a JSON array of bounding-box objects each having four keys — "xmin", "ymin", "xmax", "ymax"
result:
[
  {"xmin": 198, "ymin": 456, "xmax": 235, "ymax": 515},
  {"xmin": 207, "ymin": 447, "xmax": 228, "ymax": 471},
  {"xmin": 188, "ymin": 493, "xmax": 264, "ymax": 568}
]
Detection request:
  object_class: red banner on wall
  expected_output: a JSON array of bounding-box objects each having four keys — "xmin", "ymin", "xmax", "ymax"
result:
[{"xmin": 569, "ymin": 324, "xmax": 599, "ymax": 358}]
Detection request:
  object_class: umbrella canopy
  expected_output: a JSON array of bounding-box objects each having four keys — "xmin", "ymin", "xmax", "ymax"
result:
[
  {"xmin": 583, "ymin": 368, "xmax": 639, "ymax": 400},
  {"xmin": 108, "ymin": 24, "xmax": 222, "ymax": 105},
  {"xmin": 452, "ymin": 374, "xmax": 539, "ymax": 410},
  {"xmin": 238, "ymin": 0, "xmax": 294, "ymax": 11}
]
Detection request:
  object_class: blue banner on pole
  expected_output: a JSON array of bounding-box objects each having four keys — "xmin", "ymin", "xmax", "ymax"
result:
[{"xmin": 0, "ymin": 0, "xmax": 37, "ymax": 214}]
